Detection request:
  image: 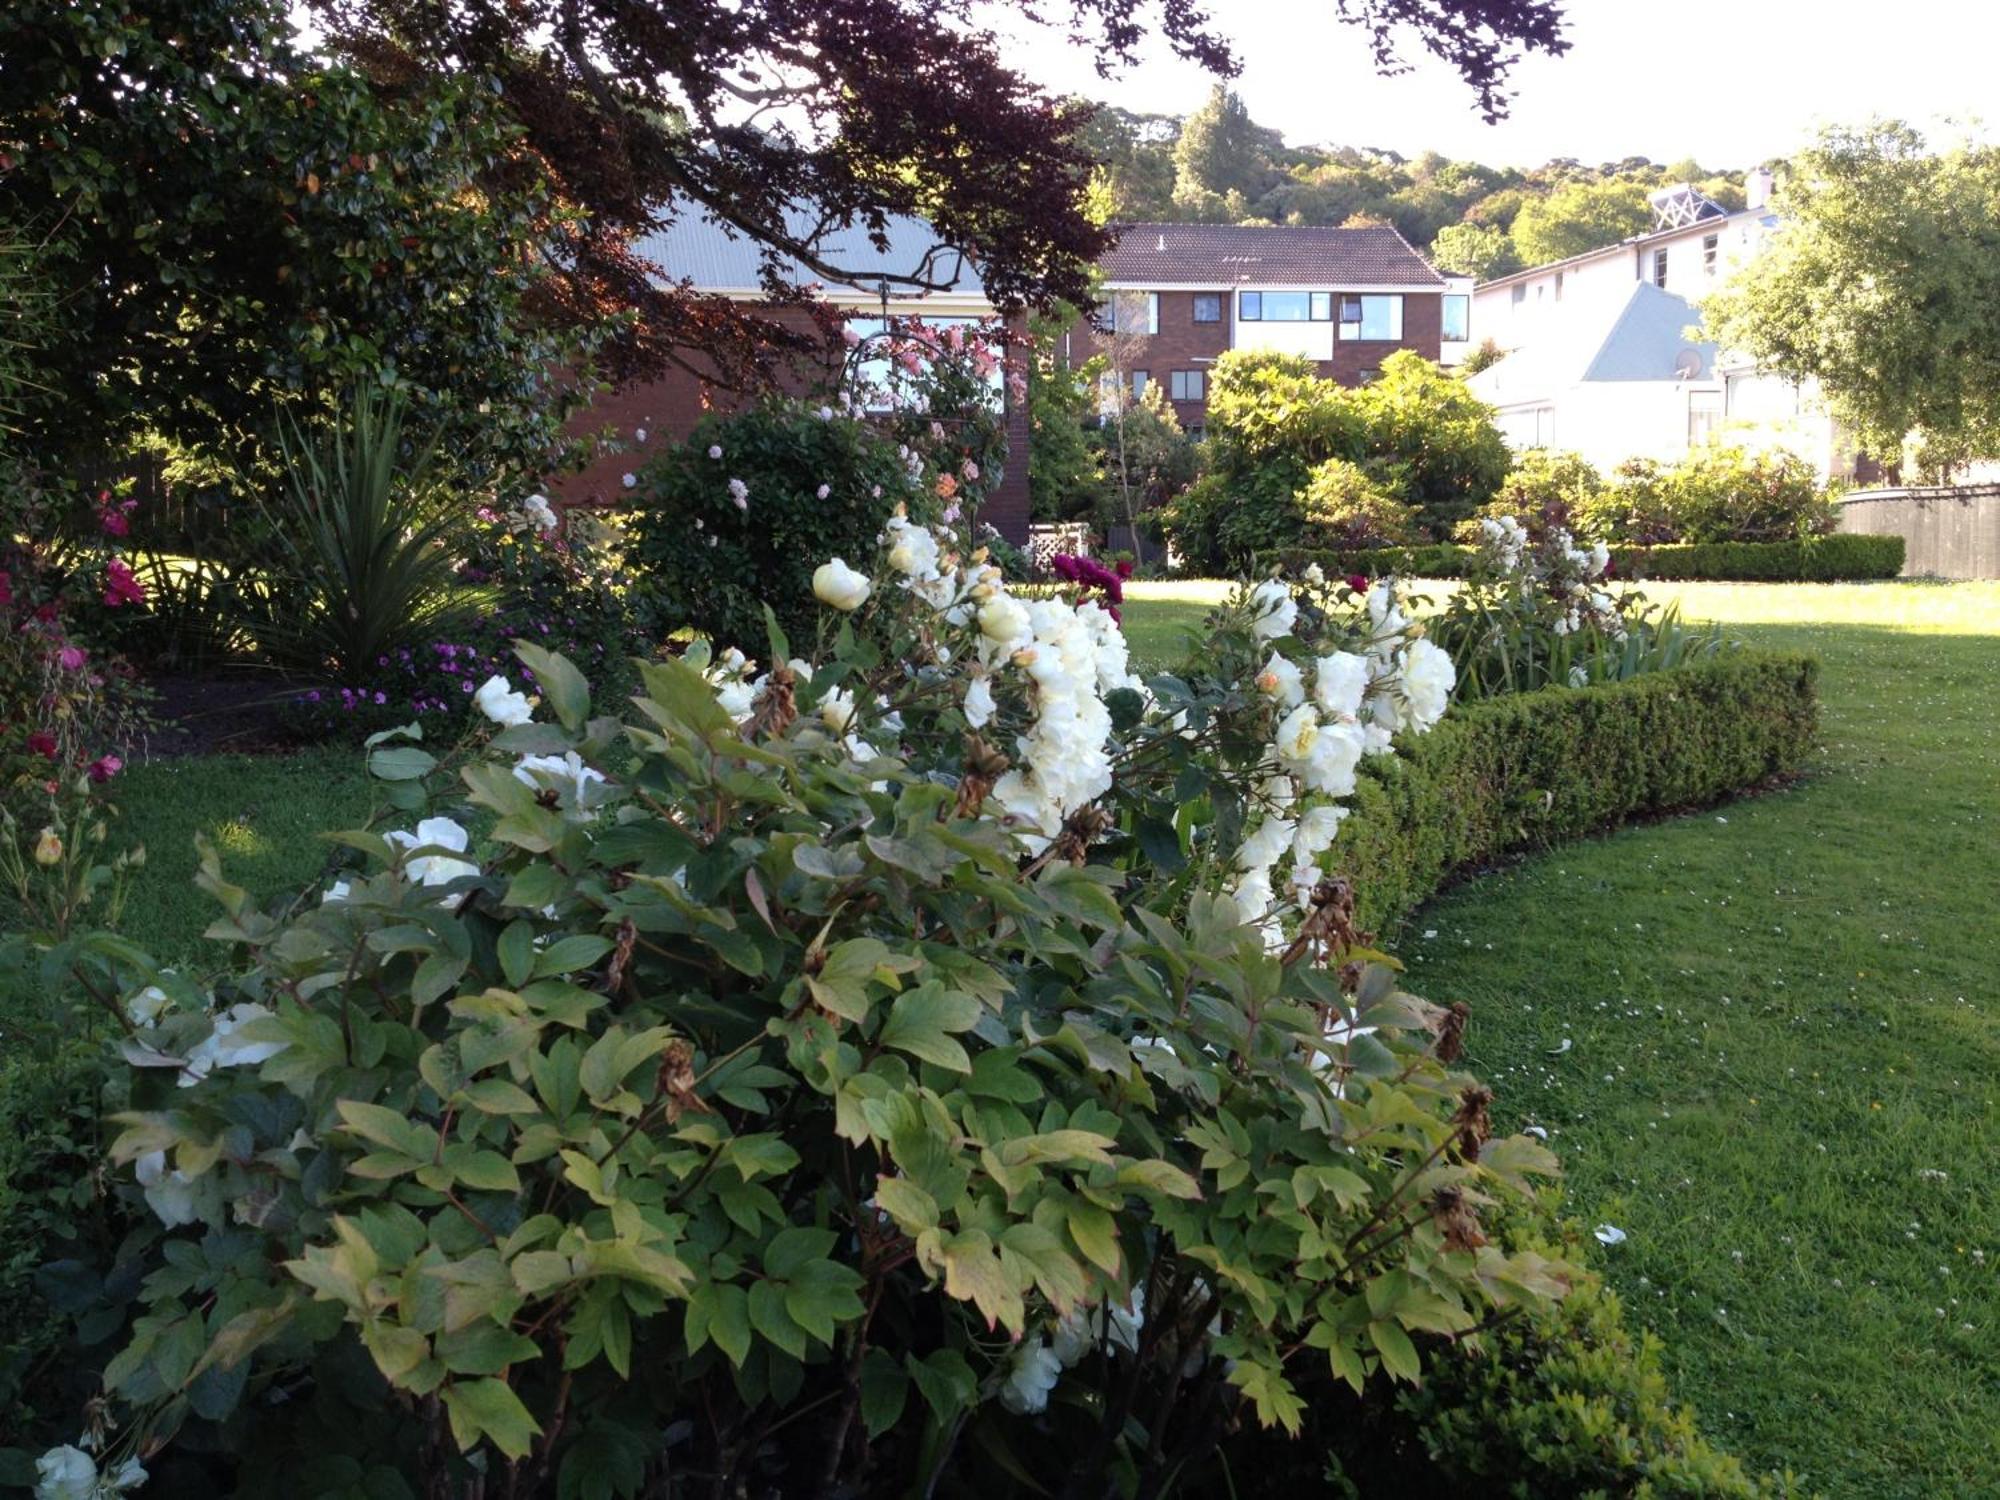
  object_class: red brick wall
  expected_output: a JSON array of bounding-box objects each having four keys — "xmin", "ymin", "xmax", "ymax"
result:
[
  {"xmin": 1066, "ymin": 289, "xmax": 1446, "ymax": 427},
  {"xmin": 553, "ymin": 309, "xmax": 1033, "ymax": 544}
]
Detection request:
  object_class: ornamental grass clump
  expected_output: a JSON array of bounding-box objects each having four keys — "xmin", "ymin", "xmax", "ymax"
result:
[{"xmin": 44, "ymin": 521, "xmax": 1574, "ymax": 1496}]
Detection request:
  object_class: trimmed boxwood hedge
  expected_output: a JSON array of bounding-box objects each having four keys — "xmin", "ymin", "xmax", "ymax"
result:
[
  {"xmin": 1334, "ymin": 652, "xmax": 1819, "ymax": 933},
  {"xmin": 1257, "ymin": 533, "xmax": 1905, "ymax": 582}
]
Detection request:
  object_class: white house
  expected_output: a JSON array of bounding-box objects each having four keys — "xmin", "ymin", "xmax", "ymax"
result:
[{"xmin": 1467, "ymin": 173, "xmax": 1856, "ymax": 477}]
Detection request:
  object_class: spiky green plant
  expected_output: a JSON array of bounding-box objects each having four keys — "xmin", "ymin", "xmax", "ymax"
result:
[{"xmin": 246, "ymin": 386, "xmax": 488, "ymax": 677}]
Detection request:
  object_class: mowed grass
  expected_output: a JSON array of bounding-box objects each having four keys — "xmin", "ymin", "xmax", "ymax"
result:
[{"xmin": 1128, "ymin": 577, "xmax": 2000, "ymax": 1496}]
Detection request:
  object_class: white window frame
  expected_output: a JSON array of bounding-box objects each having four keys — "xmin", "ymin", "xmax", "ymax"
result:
[
  {"xmin": 1338, "ymin": 294, "xmax": 1404, "ymax": 342},
  {"xmin": 1441, "ymin": 294, "xmax": 1470, "ymax": 343}
]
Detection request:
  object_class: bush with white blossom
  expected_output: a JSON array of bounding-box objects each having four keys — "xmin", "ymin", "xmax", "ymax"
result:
[{"xmin": 33, "ymin": 528, "xmax": 1577, "ymax": 1497}]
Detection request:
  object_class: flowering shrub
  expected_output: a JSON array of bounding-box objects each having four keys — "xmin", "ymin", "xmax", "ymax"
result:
[
  {"xmin": 1429, "ymin": 518, "xmax": 1721, "ymax": 699},
  {"xmin": 1574, "ymin": 446, "xmax": 1837, "ymax": 546},
  {"xmin": 43, "ymin": 522, "xmax": 1578, "ymax": 1495},
  {"xmin": 1462, "ymin": 448, "xmax": 1608, "ymax": 543},
  {"xmin": 626, "ymin": 398, "xmax": 933, "ymax": 652},
  {"xmin": 850, "ymin": 314, "xmax": 1018, "ymax": 521}
]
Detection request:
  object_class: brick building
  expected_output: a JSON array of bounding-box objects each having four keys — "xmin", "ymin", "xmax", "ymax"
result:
[
  {"xmin": 556, "ymin": 204, "xmax": 1032, "ymax": 543},
  {"xmin": 1063, "ymin": 223, "xmax": 1471, "ymax": 436}
]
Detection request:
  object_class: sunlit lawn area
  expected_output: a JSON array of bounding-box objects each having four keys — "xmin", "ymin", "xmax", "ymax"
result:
[{"xmin": 1131, "ymin": 576, "xmax": 2000, "ymax": 1496}]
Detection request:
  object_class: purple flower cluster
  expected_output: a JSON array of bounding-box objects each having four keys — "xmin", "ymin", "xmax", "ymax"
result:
[{"xmin": 1048, "ymin": 553, "xmax": 1133, "ymax": 620}]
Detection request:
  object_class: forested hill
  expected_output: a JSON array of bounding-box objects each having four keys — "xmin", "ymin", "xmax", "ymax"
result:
[{"xmin": 1081, "ymin": 86, "xmax": 1749, "ymax": 280}]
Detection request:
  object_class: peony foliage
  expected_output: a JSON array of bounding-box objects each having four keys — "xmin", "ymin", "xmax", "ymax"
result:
[{"xmin": 60, "ymin": 522, "xmax": 1572, "ymax": 1496}]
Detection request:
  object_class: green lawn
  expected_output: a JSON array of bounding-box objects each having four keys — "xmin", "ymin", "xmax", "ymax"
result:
[
  {"xmin": 1129, "ymin": 577, "xmax": 2000, "ymax": 1497},
  {"xmin": 110, "ymin": 747, "xmax": 375, "ymax": 970}
]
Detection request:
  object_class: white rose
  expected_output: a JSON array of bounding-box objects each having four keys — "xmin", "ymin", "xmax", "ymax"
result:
[
  {"xmin": 474, "ymin": 674, "xmax": 534, "ymax": 727},
  {"xmin": 179, "ymin": 1002, "xmax": 290, "ymax": 1087},
  {"xmin": 1254, "ymin": 650, "xmax": 1305, "ymax": 708},
  {"xmin": 1248, "ymin": 579, "xmax": 1297, "ymax": 640},
  {"xmin": 715, "ymin": 678, "xmax": 756, "ymax": 720},
  {"xmin": 387, "ymin": 817, "xmax": 479, "ymax": 897},
  {"xmin": 1313, "ymin": 652, "xmax": 1370, "ymax": 718},
  {"xmin": 1302, "ymin": 719, "xmax": 1366, "ymax": 798},
  {"xmin": 1293, "ymin": 803, "xmax": 1347, "ymax": 864},
  {"xmin": 963, "ymin": 675, "xmax": 995, "ymax": 729},
  {"xmin": 1274, "ymin": 702, "xmax": 1319, "ymax": 766},
  {"xmin": 1399, "ymin": 637, "xmax": 1457, "ymax": 732},
  {"xmin": 1238, "ymin": 814, "xmax": 1295, "ymax": 873},
  {"xmin": 812, "ymin": 558, "xmax": 872, "ymax": 611},
  {"xmin": 977, "ymin": 594, "xmax": 1031, "ymax": 645},
  {"xmin": 512, "ymin": 751, "xmax": 607, "ymax": 806},
  {"xmin": 820, "ymin": 688, "xmax": 857, "ymax": 734},
  {"xmin": 1000, "ymin": 1338, "xmax": 1062, "ymax": 1415},
  {"xmin": 126, "ymin": 985, "xmax": 170, "ymax": 1028}
]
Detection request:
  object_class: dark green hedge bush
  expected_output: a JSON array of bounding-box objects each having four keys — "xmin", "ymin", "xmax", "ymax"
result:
[
  {"xmin": 1333, "ymin": 653, "xmax": 1819, "ymax": 932},
  {"xmin": 1256, "ymin": 533, "xmax": 1905, "ymax": 582}
]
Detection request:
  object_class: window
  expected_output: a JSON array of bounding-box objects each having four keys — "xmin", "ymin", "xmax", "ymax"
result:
[
  {"xmin": 1358, "ymin": 367, "xmax": 1381, "ymax": 384},
  {"xmin": 1554, "ymin": 270, "xmax": 1566, "ymax": 302},
  {"xmin": 1104, "ymin": 291, "xmax": 1158, "ymax": 335},
  {"xmin": 1651, "ymin": 247, "xmax": 1669, "ymax": 288},
  {"xmin": 1338, "ymin": 294, "xmax": 1404, "ymax": 341},
  {"xmin": 1169, "ymin": 369, "xmax": 1205, "ymax": 402},
  {"xmin": 1510, "ymin": 285, "xmax": 1527, "ymax": 308},
  {"xmin": 1238, "ymin": 290, "xmax": 1326, "ymax": 322},
  {"xmin": 1441, "ymin": 294, "xmax": 1470, "ymax": 343},
  {"xmin": 1192, "ymin": 293, "xmax": 1222, "ymax": 323},
  {"xmin": 1702, "ymin": 233, "xmax": 1720, "ymax": 275},
  {"xmin": 1687, "ymin": 388, "xmax": 1722, "ymax": 446},
  {"xmin": 1185, "ymin": 423, "xmax": 1206, "ymax": 443},
  {"xmin": 1130, "ymin": 369, "xmax": 1149, "ymax": 399}
]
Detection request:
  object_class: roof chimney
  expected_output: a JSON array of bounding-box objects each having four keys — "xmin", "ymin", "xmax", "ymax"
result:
[{"xmin": 1746, "ymin": 166, "xmax": 1775, "ymax": 211}]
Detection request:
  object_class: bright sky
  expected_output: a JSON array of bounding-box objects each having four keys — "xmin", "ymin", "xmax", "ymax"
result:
[{"xmin": 995, "ymin": 0, "xmax": 1991, "ymax": 169}]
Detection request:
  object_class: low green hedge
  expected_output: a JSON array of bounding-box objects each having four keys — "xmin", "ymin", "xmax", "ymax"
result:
[
  {"xmin": 1257, "ymin": 533, "xmax": 1905, "ymax": 582},
  {"xmin": 1335, "ymin": 653, "xmax": 1819, "ymax": 932}
]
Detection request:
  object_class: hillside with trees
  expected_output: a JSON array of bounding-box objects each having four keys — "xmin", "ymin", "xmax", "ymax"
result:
[{"xmin": 1082, "ymin": 86, "xmax": 1747, "ymax": 279}]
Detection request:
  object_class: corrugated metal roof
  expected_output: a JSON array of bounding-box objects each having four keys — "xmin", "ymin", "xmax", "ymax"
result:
[
  {"xmin": 1101, "ymin": 222, "xmax": 1443, "ymax": 287},
  {"xmin": 632, "ymin": 200, "xmax": 986, "ymax": 298}
]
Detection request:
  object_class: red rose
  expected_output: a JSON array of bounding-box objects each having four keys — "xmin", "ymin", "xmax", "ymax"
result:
[
  {"xmin": 26, "ymin": 730, "xmax": 57, "ymax": 757},
  {"xmin": 1346, "ymin": 574, "xmax": 1369, "ymax": 593},
  {"xmin": 87, "ymin": 754, "xmax": 124, "ymax": 783}
]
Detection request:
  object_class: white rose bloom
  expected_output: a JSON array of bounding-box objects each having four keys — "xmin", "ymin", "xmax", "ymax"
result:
[
  {"xmin": 180, "ymin": 1002, "xmax": 290, "ymax": 1087},
  {"xmin": 324, "ymin": 878, "xmax": 353, "ymax": 905},
  {"xmin": 1399, "ymin": 638, "xmax": 1456, "ymax": 732},
  {"xmin": 1588, "ymin": 541, "xmax": 1611, "ymax": 576},
  {"xmin": 977, "ymin": 594, "xmax": 1031, "ymax": 645},
  {"xmin": 963, "ymin": 675, "xmax": 995, "ymax": 729},
  {"xmin": 1274, "ymin": 702, "xmax": 1320, "ymax": 767},
  {"xmin": 812, "ymin": 558, "xmax": 872, "ymax": 611},
  {"xmin": 715, "ymin": 678, "xmax": 757, "ymax": 720},
  {"xmin": 387, "ymin": 817, "xmax": 479, "ymax": 896},
  {"xmin": 1303, "ymin": 562, "xmax": 1326, "ymax": 586},
  {"xmin": 34, "ymin": 1445, "xmax": 142, "ymax": 1500},
  {"xmin": 512, "ymin": 751, "xmax": 607, "ymax": 806},
  {"xmin": 706, "ymin": 444, "xmax": 723, "ymax": 460},
  {"xmin": 819, "ymin": 688, "xmax": 857, "ymax": 734},
  {"xmin": 1293, "ymin": 803, "xmax": 1347, "ymax": 865},
  {"xmin": 126, "ymin": 985, "xmax": 170, "ymax": 1028},
  {"xmin": 1313, "ymin": 652, "xmax": 1371, "ymax": 718},
  {"xmin": 1229, "ymin": 866, "xmax": 1275, "ymax": 923},
  {"xmin": 1248, "ymin": 579, "xmax": 1297, "ymax": 640},
  {"xmin": 1000, "ymin": 1338, "xmax": 1063, "ymax": 1415},
  {"xmin": 1237, "ymin": 814, "xmax": 1295, "ymax": 874},
  {"xmin": 474, "ymin": 674, "xmax": 534, "ymax": 727},
  {"xmin": 520, "ymin": 493, "xmax": 559, "ymax": 532},
  {"xmin": 728, "ymin": 476, "xmax": 749, "ymax": 511},
  {"xmin": 134, "ymin": 1148, "xmax": 215, "ymax": 1226},
  {"xmin": 620, "ymin": 472, "xmax": 637, "ymax": 490},
  {"xmin": 1366, "ymin": 580, "xmax": 1408, "ymax": 637},
  {"xmin": 1254, "ymin": 651, "xmax": 1305, "ymax": 709},
  {"xmin": 816, "ymin": 483, "xmax": 831, "ymax": 500},
  {"xmin": 634, "ymin": 427, "xmax": 647, "ymax": 442},
  {"xmin": 1302, "ymin": 719, "xmax": 1366, "ymax": 798}
]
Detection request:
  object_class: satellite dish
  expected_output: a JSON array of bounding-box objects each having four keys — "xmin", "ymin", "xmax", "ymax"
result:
[{"xmin": 1673, "ymin": 348, "xmax": 1704, "ymax": 380}]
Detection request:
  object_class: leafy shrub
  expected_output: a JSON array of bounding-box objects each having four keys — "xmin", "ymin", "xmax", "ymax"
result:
[
  {"xmin": 1575, "ymin": 457, "xmax": 1680, "ymax": 545},
  {"xmin": 1330, "ymin": 652, "xmax": 1819, "ymax": 932},
  {"xmin": 1574, "ymin": 448, "xmax": 1837, "ymax": 546},
  {"xmin": 1353, "ymin": 351, "xmax": 1510, "ymax": 538},
  {"xmin": 1466, "ymin": 449, "xmax": 1607, "ymax": 541},
  {"xmin": 1257, "ymin": 534, "xmax": 1907, "ymax": 583},
  {"xmin": 627, "ymin": 398, "xmax": 928, "ymax": 650},
  {"xmin": 1299, "ymin": 458, "xmax": 1419, "ymax": 548},
  {"xmin": 32, "ymin": 543, "xmax": 1583, "ymax": 1495}
]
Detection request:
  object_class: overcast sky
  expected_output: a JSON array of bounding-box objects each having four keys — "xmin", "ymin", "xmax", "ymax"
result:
[{"xmin": 996, "ymin": 0, "xmax": 1991, "ymax": 169}]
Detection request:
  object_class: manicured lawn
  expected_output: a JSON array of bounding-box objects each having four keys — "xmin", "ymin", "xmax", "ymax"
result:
[
  {"xmin": 1131, "ymin": 577, "xmax": 2000, "ymax": 1496},
  {"xmin": 110, "ymin": 747, "xmax": 375, "ymax": 971}
]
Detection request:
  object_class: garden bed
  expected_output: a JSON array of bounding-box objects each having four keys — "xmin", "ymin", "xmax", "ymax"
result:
[
  {"xmin": 1332, "ymin": 652, "xmax": 1820, "ymax": 933},
  {"xmin": 1260, "ymin": 534, "xmax": 1906, "ymax": 583}
]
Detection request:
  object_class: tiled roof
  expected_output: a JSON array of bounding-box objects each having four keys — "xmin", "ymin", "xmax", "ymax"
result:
[{"xmin": 1101, "ymin": 222, "xmax": 1444, "ymax": 287}]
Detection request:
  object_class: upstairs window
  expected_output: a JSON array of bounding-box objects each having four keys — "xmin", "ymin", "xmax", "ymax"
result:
[
  {"xmin": 1192, "ymin": 293, "xmax": 1223, "ymax": 323},
  {"xmin": 1338, "ymin": 294, "xmax": 1404, "ymax": 341},
  {"xmin": 1104, "ymin": 291, "xmax": 1159, "ymax": 335},
  {"xmin": 1169, "ymin": 369, "xmax": 1205, "ymax": 402},
  {"xmin": 1238, "ymin": 291, "xmax": 1330, "ymax": 322},
  {"xmin": 1703, "ymin": 233, "xmax": 1720, "ymax": 275},
  {"xmin": 1442, "ymin": 294, "xmax": 1470, "ymax": 343},
  {"xmin": 1510, "ymin": 285, "xmax": 1527, "ymax": 308},
  {"xmin": 1130, "ymin": 369, "xmax": 1149, "ymax": 399},
  {"xmin": 1652, "ymin": 247, "xmax": 1669, "ymax": 288}
]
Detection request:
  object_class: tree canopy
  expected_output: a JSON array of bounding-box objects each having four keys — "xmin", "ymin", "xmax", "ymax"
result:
[{"xmin": 1701, "ymin": 121, "xmax": 2000, "ymax": 476}]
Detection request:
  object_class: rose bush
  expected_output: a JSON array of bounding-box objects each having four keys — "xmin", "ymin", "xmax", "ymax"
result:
[{"xmin": 27, "ymin": 521, "xmax": 1578, "ymax": 1496}]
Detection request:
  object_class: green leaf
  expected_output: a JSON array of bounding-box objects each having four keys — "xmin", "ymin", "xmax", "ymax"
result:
[
  {"xmin": 1369, "ymin": 1318, "xmax": 1422, "ymax": 1383},
  {"xmin": 763, "ymin": 1226, "xmax": 839, "ymax": 1280},
  {"xmin": 905, "ymin": 1347, "xmax": 978, "ymax": 1424},
  {"xmin": 441, "ymin": 1376, "xmax": 543, "ymax": 1460},
  {"xmin": 747, "ymin": 1278, "xmax": 808, "ymax": 1359},
  {"xmin": 369, "ymin": 744, "xmax": 437, "ymax": 782},
  {"xmin": 805, "ymin": 937, "xmax": 889, "ymax": 1023},
  {"xmin": 534, "ymin": 934, "xmax": 615, "ymax": 978},
  {"xmin": 879, "ymin": 984, "xmax": 980, "ymax": 1072},
  {"xmin": 1065, "ymin": 1201, "xmax": 1121, "ymax": 1275},
  {"xmin": 513, "ymin": 641, "xmax": 589, "ymax": 730},
  {"xmin": 860, "ymin": 1349, "xmax": 909, "ymax": 1438},
  {"xmin": 497, "ymin": 921, "xmax": 536, "ymax": 989}
]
